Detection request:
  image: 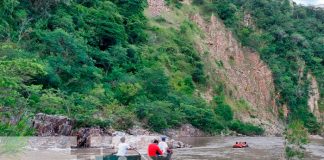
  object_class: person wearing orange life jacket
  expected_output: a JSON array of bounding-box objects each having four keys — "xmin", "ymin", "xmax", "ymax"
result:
[{"xmin": 242, "ymin": 141, "xmax": 249, "ymax": 147}]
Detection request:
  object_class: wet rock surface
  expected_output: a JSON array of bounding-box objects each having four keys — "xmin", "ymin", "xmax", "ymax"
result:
[{"xmin": 72, "ymin": 127, "xmax": 103, "ymax": 148}]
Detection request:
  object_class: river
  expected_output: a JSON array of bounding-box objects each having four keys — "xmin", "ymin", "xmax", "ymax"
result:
[
  {"xmin": 172, "ymin": 136, "xmax": 324, "ymax": 160},
  {"xmin": 0, "ymin": 136, "xmax": 323, "ymax": 160},
  {"xmin": 173, "ymin": 137, "xmax": 285, "ymax": 160}
]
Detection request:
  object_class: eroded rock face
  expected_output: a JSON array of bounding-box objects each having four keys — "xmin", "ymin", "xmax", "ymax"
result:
[
  {"xmin": 32, "ymin": 113, "xmax": 73, "ymax": 136},
  {"xmin": 307, "ymin": 73, "xmax": 322, "ymax": 121},
  {"xmin": 191, "ymin": 13, "xmax": 284, "ymax": 135},
  {"xmin": 164, "ymin": 124, "xmax": 207, "ymax": 138},
  {"xmin": 147, "ymin": 0, "xmax": 169, "ymax": 17}
]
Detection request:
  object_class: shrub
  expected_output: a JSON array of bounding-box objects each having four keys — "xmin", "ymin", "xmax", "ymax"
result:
[
  {"xmin": 148, "ymin": 114, "xmax": 168, "ymax": 132},
  {"xmin": 135, "ymin": 100, "xmax": 185, "ymax": 132},
  {"xmin": 192, "ymin": 0, "xmax": 205, "ymax": 5},
  {"xmin": 215, "ymin": 103, "xmax": 233, "ymax": 121},
  {"xmin": 165, "ymin": 0, "xmax": 183, "ymax": 8},
  {"xmin": 285, "ymin": 120, "xmax": 309, "ymax": 145},
  {"xmin": 285, "ymin": 146, "xmax": 305, "ymax": 159},
  {"xmin": 111, "ymin": 109, "xmax": 136, "ymax": 131},
  {"xmin": 229, "ymin": 120, "xmax": 264, "ymax": 136},
  {"xmin": 181, "ymin": 104, "xmax": 225, "ymax": 133},
  {"xmin": 139, "ymin": 67, "xmax": 170, "ymax": 100},
  {"xmin": 290, "ymin": 108, "xmax": 320, "ymax": 134},
  {"xmin": 192, "ymin": 62, "xmax": 206, "ymax": 84},
  {"xmin": 285, "ymin": 120, "xmax": 309, "ymax": 159},
  {"xmin": 0, "ymin": 119, "xmax": 34, "ymax": 136}
]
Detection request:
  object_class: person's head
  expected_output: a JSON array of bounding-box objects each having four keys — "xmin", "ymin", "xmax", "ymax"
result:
[
  {"xmin": 161, "ymin": 137, "xmax": 166, "ymax": 142},
  {"xmin": 120, "ymin": 137, "xmax": 126, "ymax": 143},
  {"xmin": 244, "ymin": 142, "xmax": 246, "ymax": 144},
  {"xmin": 153, "ymin": 139, "xmax": 159, "ymax": 144},
  {"xmin": 235, "ymin": 142, "xmax": 238, "ymax": 144}
]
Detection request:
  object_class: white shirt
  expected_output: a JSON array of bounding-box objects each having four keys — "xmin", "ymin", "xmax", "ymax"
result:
[
  {"xmin": 116, "ymin": 143, "xmax": 130, "ymax": 156},
  {"xmin": 158, "ymin": 141, "xmax": 168, "ymax": 154}
]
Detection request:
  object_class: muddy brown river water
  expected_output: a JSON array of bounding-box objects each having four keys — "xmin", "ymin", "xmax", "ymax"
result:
[
  {"xmin": 0, "ymin": 136, "xmax": 323, "ymax": 160},
  {"xmin": 173, "ymin": 137, "xmax": 285, "ymax": 160}
]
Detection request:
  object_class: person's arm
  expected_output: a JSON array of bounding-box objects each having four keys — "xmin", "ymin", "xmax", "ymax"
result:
[
  {"xmin": 165, "ymin": 142, "xmax": 169, "ymax": 150},
  {"xmin": 127, "ymin": 144, "xmax": 136, "ymax": 150},
  {"xmin": 113, "ymin": 145, "xmax": 118, "ymax": 154},
  {"xmin": 156, "ymin": 145, "xmax": 163, "ymax": 155}
]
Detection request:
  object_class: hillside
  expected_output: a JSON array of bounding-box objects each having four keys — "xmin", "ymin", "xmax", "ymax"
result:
[
  {"xmin": 0, "ymin": 0, "xmax": 323, "ymax": 138},
  {"xmin": 188, "ymin": 0, "xmax": 324, "ymax": 134}
]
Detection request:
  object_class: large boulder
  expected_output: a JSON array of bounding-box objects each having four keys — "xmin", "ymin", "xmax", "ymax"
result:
[
  {"xmin": 72, "ymin": 127, "xmax": 103, "ymax": 147},
  {"xmin": 32, "ymin": 113, "xmax": 73, "ymax": 136}
]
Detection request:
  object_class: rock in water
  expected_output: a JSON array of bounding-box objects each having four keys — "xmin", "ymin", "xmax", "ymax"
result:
[{"xmin": 72, "ymin": 127, "xmax": 103, "ymax": 147}]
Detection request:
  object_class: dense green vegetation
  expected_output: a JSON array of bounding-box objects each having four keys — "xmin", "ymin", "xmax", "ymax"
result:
[
  {"xmin": 229, "ymin": 120, "xmax": 264, "ymax": 136},
  {"xmin": 285, "ymin": 120, "xmax": 309, "ymax": 159},
  {"xmin": 2, "ymin": 0, "xmax": 320, "ymax": 136},
  {"xmin": 191, "ymin": 0, "xmax": 323, "ymax": 133},
  {"xmin": 0, "ymin": 0, "xmax": 264, "ymax": 136}
]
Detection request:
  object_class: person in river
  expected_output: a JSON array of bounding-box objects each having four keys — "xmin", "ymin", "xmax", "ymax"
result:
[
  {"xmin": 158, "ymin": 137, "xmax": 173, "ymax": 159},
  {"xmin": 242, "ymin": 142, "xmax": 249, "ymax": 147},
  {"xmin": 148, "ymin": 139, "xmax": 163, "ymax": 160},
  {"xmin": 116, "ymin": 137, "xmax": 133, "ymax": 160}
]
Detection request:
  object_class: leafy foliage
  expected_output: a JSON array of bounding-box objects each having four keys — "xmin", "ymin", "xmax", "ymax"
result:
[
  {"xmin": 229, "ymin": 120, "xmax": 265, "ymax": 136},
  {"xmin": 285, "ymin": 120, "xmax": 309, "ymax": 159},
  {"xmin": 0, "ymin": 119, "xmax": 34, "ymax": 136},
  {"xmin": 2, "ymin": 0, "xmax": 320, "ymax": 136}
]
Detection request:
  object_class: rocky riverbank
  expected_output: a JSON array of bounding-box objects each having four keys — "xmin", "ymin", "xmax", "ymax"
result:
[{"xmin": 32, "ymin": 113, "xmax": 193, "ymax": 149}]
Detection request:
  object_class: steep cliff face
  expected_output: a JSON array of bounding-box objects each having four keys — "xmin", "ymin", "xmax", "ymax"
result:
[
  {"xmin": 308, "ymin": 74, "xmax": 323, "ymax": 122},
  {"xmin": 147, "ymin": 0, "xmax": 284, "ymax": 135},
  {"xmin": 191, "ymin": 14, "xmax": 283, "ymax": 135}
]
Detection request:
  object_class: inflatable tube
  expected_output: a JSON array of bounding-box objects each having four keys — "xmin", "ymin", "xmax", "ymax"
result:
[
  {"xmin": 232, "ymin": 144, "xmax": 243, "ymax": 148},
  {"xmin": 242, "ymin": 144, "xmax": 249, "ymax": 148}
]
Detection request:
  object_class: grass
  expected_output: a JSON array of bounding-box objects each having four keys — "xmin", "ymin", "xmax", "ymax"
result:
[
  {"xmin": 285, "ymin": 146, "xmax": 305, "ymax": 159},
  {"xmin": 319, "ymin": 99, "xmax": 324, "ymax": 112},
  {"xmin": 233, "ymin": 99, "xmax": 252, "ymax": 112}
]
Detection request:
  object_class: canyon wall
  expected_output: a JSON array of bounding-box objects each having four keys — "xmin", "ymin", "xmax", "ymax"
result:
[
  {"xmin": 148, "ymin": 0, "xmax": 284, "ymax": 135},
  {"xmin": 191, "ymin": 14, "xmax": 283, "ymax": 135}
]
